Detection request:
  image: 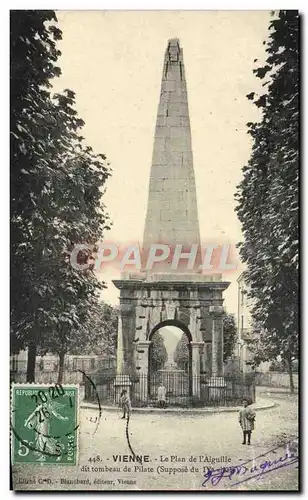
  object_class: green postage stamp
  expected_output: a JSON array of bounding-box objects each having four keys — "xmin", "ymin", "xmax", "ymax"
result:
[{"xmin": 11, "ymin": 383, "xmax": 79, "ymax": 465}]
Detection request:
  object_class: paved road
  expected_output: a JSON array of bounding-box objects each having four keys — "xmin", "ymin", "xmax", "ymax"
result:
[{"xmin": 12, "ymin": 393, "xmax": 298, "ymax": 492}]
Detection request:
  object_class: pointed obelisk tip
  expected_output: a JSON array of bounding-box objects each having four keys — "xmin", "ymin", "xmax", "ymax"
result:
[
  {"xmin": 167, "ymin": 37, "xmax": 180, "ymax": 46},
  {"xmin": 165, "ymin": 38, "xmax": 182, "ymax": 63}
]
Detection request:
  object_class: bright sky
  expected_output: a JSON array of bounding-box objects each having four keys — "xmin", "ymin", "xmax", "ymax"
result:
[{"xmin": 53, "ymin": 10, "xmax": 272, "ymax": 317}]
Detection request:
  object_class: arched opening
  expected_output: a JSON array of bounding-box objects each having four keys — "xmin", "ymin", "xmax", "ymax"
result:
[{"xmin": 148, "ymin": 320, "xmax": 192, "ymax": 405}]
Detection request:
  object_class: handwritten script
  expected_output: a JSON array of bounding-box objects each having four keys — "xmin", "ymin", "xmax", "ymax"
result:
[{"xmin": 202, "ymin": 441, "xmax": 298, "ymax": 488}]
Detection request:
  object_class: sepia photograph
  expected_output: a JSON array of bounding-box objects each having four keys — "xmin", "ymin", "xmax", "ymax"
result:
[{"xmin": 10, "ymin": 8, "xmax": 299, "ymax": 492}]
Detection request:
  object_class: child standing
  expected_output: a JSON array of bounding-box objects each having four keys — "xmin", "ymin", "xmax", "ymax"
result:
[
  {"xmin": 238, "ymin": 398, "xmax": 256, "ymax": 445},
  {"xmin": 120, "ymin": 389, "xmax": 131, "ymax": 420},
  {"xmin": 157, "ymin": 382, "xmax": 167, "ymax": 408}
]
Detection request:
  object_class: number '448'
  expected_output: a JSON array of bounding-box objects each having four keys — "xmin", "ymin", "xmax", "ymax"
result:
[{"xmin": 88, "ymin": 455, "xmax": 101, "ymax": 463}]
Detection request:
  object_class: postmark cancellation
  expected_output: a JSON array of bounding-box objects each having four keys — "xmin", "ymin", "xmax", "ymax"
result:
[{"xmin": 11, "ymin": 383, "xmax": 79, "ymax": 466}]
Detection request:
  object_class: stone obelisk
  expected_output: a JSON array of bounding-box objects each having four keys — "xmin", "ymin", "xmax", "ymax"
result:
[
  {"xmin": 142, "ymin": 38, "xmax": 201, "ymax": 273},
  {"xmin": 113, "ymin": 39, "xmax": 230, "ymax": 399}
]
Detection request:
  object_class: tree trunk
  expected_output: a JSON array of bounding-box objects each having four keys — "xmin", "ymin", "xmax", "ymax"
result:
[
  {"xmin": 58, "ymin": 351, "xmax": 66, "ymax": 384},
  {"xmin": 26, "ymin": 342, "xmax": 36, "ymax": 383},
  {"xmin": 286, "ymin": 354, "xmax": 295, "ymax": 394}
]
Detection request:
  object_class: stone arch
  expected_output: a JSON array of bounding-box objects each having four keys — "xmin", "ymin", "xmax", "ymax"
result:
[
  {"xmin": 148, "ymin": 319, "xmax": 193, "ymax": 343},
  {"xmin": 113, "ymin": 278, "xmax": 230, "ymax": 398},
  {"xmin": 148, "ymin": 319, "xmax": 193, "ymax": 397}
]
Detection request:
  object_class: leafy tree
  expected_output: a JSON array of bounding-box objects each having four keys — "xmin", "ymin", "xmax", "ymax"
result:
[
  {"xmin": 149, "ymin": 333, "xmax": 168, "ymax": 373},
  {"xmin": 174, "ymin": 333, "xmax": 189, "ymax": 371},
  {"xmin": 223, "ymin": 313, "xmax": 237, "ymax": 362},
  {"xmin": 235, "ymin": 11, "xmax": 299, "ymax": 393},
  {"xmin": 87, "ymin": 302, "xmax": 118, "ymax": 357},
  {"xmin": 11, "ymin": 10, "xmax": 63, "ymax": 378},
  {"xmin": 39, "ymin": 300, "xmax": 118, "ymax": 383},
  {"xmin": 173, "ymin": 313, "xmax": 236, "ymax": 370},
  {"xmin": 10, "ymin": 11, "xmax": 111, "ymax": 382}
]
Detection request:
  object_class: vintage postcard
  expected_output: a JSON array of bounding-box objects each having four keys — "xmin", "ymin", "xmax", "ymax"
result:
[{"xmin": 10, "ymin": 10, "xmax": 299, "ymax": 491}]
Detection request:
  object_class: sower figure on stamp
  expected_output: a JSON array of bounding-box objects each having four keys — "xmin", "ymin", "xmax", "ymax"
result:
[
  {"xmin": 120, "ymin": 389, "xmax": 131, "ymax": 420},
  {"xmin": 157, "ymin": 382, "xmax": 167, "ymax": 408},
  {"xmin": 239, "ymin": 398, "xmax": 256, "ymax": 445},
  {"xmin": 24, "ymin": 400, "xmax": 68, "ymax": 461}
]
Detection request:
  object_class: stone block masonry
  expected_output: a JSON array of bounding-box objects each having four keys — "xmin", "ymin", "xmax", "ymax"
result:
[
  {"xmin": 113, "ymin": 39, "xmax": 230, "ymax": 399},
  {"xmin": 142, "ymin": 38, "xmax": 201, "ymax": 271}
]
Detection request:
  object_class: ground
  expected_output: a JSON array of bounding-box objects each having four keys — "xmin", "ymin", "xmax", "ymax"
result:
[{"xmin": 12, "ymin": 389, "xmax": 299, "ymax": 492}]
